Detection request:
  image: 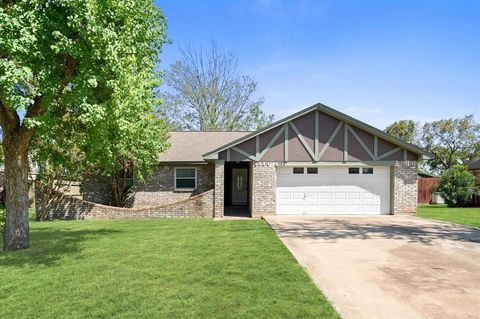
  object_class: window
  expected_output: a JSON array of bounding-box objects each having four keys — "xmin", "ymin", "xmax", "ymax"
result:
[
  {"xmin": 362, "ymin": 167, "xmax": 374, "ymax": 174},
  {"xmin": 307, "ymin": 167, "xmax": 318, "ymax": 174},
  {"xmin": 175, "ymin": 168, "xmax": 196, "ymax": 189},
  {"xmin": 293, "ymin": 167, "xmax": 304, "ymax": 174},
  {"xmin": 348, "ymin": 167, "xmax": 360, "ymax": 174}
]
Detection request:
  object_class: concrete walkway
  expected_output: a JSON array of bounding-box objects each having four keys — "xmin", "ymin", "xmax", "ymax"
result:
[{"xmin": 265, "ymin": 215, "xmax": 480, "ymax": 319}]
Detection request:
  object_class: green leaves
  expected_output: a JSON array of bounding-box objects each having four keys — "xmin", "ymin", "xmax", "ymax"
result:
[
  {"xmin": 3, "ymin": 0, "xmax": 169, "ymax": 207},
  {"xmin": 437, "ymin": 165, "xmax": 477, "ymax": 207},
  {"xmin": 384, "ymin": 120, "xmax": 419, "ymax": 144},
  {"xmin": 385, "ymin": 116, "xmax": 480, "ymax": 173},
  {"xmin": 422, "ymin": 115, "xmax": 479, "ymax": 172}
]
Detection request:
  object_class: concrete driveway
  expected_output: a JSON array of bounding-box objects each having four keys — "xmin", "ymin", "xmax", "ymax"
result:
[{"xmin": 264, "ymin": 215, "xmax": 480, "ymax": 319}]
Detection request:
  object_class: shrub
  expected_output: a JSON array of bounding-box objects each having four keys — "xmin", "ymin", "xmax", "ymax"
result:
[{"xmin": 437, "ymin": 165, "xmax": 477, "ymax": 207}]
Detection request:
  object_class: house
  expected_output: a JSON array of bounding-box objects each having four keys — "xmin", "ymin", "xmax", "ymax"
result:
[
  {"xmin": 467, "ymin": 158, "xmax": 480, "ymax": 186},
  {"xmin": 44, "ymin": 103, "xmax": 432, "ymax": 219}
]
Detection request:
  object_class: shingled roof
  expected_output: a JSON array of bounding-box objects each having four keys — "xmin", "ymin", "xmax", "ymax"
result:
[
  {"xmin": 158, "ymin": 131, "xmax": 251, "ymax": 163},
  {"xmin": 467, "ymin": 158, "xmax": 480, "ymax": 170}
]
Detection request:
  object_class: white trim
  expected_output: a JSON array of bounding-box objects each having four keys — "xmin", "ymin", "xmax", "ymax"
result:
[
  {"xmin": 377, "ymin": 147, "xmax": 402, "ymax": 160},
  {"xmin": 347, "ymin": 124, "xmax": 375, "ymax": 160},
  {"xmin": 202, "ymin": 103, "xmax": 432, "ymax": 159},
  {"xmin": 284, "ymin": 123, "xmax": 289, "ymax": 161},
  {"xmin": 289, "ymin": 121, "xmax": 315, "ymax": 160},
  {"xmin": 318, "ymin": 121, "xmax": 343, "ymax": 160},
  {"xmin": 174, "ymin": 167, "xmax": 197, "ymax": 190},
  {"xmin": 279, "ymin": 161, "xmax": 396, "ymax": 167},
  {"xmin": 258, "ymin": 126, "xmax": 285, "ymax": 160},
  {"xmin": 231, "ymin": 147, "xmax": 257, "ymax": 161}
]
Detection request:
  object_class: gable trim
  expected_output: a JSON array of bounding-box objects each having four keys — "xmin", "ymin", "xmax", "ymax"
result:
[{"xmin": 203, "ymin": 102, "xmax": 433, "ymax": 159}]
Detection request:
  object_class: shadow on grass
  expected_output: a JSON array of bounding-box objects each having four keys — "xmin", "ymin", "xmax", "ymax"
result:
[{"xmin": 0, "ymin": 226, "xmax": 121, "ymax": 267}]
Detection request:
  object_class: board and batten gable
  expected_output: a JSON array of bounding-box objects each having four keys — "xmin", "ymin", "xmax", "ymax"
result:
[{"xmin": 208, "ymin": 106, "xmax": 424, "ymax": 163}]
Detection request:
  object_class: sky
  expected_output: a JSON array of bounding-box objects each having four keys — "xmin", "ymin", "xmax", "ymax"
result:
[{"xmin": 155, "ymin": 0, "xmax": 480, "ymax": 129}]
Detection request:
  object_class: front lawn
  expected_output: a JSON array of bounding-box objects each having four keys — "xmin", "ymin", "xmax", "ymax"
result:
[
  {"xmin": 0, "ymin": 218, "xmax": 339, "ymax": 319},
  {"xmin": 417, "ymin": 204, "xmax": 480, "ymax": 228}
]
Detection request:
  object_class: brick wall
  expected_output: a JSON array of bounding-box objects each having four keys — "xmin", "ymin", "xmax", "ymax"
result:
[
  {"xmin": 81, "ymin": 164, "xmax": 214, "ymax": 208},
  {"xmin": 250, "ymin": 162, "xmax": 277, "ymax": 218},
  {"xmin": 131, "ymin": 164, "xmax": 214, "ymax": 207},
  {"xmin": 36, "ymin": 190, "xmax": 214, "ymax": 220},
  {"xmin": 214, "ymin": 160, "xmax": 224, "ymax": 218},
  {"xmin": 391, "ymin": 161, "xmax": 418, "ymax": 215},
  {"xmin": 82, "ymin": 176, "xmax": 112, "ymax": 205}
]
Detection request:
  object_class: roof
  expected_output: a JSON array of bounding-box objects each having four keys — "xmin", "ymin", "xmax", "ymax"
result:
[
  {"xmin": 417, "ymin": 171, "xmax": 438, "ymax": 178},
  {"xmin": 467, "ymin": 158, "xmax": 480, "ymax": 170},
  {"xmin": 203, "ymin": 102, "xmax": 434, "ymax": 159},
  {"xmin": 159, "ymin": 131, "xmax": 251, "ymax": 163}
]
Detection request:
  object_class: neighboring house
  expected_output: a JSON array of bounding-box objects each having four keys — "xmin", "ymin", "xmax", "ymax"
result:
[
  {"xmin": 45, "ymin": 103, "xmax": 433, "ymax": 219},
  {"xmin": 467, "ymin": 158, "xmax": 480, "ymax": 186}
]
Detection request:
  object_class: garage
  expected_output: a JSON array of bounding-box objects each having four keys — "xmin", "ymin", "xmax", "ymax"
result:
[{"xmin": 276, "ymin": 166, "xmax": 391, "ymax": 215}]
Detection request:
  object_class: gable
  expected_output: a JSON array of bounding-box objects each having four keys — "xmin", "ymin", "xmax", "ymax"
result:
[{"xmin": 206, "ymin": 103, "xmax": 431, "ymax": 162}]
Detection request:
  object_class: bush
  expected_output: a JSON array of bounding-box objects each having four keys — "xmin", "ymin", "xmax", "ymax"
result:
[{"xmin": 437, "ymin": 165, "xmax": 477, "ymax": 207}]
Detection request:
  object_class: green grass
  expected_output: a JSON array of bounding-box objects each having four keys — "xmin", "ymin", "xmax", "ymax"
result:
[
  {"xmin": 417, "ymin": 204, "xmax": 480, "ymax": 228},
  {"xmin": 0, "ymin": 218, "xmax": 339, "ymax": 319}
]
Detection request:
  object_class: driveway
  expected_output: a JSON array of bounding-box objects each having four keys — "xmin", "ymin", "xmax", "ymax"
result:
[{"xmin": 264, "ymin": 215, "xmax": 480, "ymax": 319}]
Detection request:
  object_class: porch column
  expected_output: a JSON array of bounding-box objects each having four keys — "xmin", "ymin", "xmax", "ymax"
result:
[
  {"xmin": 391, "ymin": 161, "xmax": 418, "ymax": 215},
  {"xmin": 250, "ymin": 162, "xmax": 277, "ymax": 218},
  {"xmin": 214, "ymin": 160, "xmax": 225, "ymax": 218}
]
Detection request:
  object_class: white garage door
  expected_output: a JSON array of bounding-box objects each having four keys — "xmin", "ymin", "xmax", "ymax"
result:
[{"xmin": 276, "ymin": 166, "xmax": 391, "ymax": 215}]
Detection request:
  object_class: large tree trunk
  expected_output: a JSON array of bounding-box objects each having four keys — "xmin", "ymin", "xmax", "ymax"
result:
[{"xmin": 3, "ymin": 134, "xmax": 31, "ymax": 251}]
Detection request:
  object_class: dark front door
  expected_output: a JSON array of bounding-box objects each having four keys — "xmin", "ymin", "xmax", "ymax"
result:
[{"xmin": 231, "ymin": 168, "xmax": 248, "ymax": 205}]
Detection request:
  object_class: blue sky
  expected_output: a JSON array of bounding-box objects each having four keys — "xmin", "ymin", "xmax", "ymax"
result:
[{"xmin": 156, "ymin": 0, "xmax": 480, "ymax": 129}]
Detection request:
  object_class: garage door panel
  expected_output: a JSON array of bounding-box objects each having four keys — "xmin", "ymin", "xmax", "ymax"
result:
[
  {"xmin": 277, "ymin": 192, "xmax": 291, "ymax": 200},
  {"xmin": 348, "ymin": 192, "xmax": 360, "ymax": 199},
  {"xmin": 293, "ymin": 192, "xmax": 305, "ymax": 200},
  {"xmin": 306, "ymin": 192, "xmax": 318, "ymax": 199},
  {"xmin": 293, "ymin": 205, "xmax": 305, "ymax": 214},
  {"xmin": 276, "ymin": 166, "xmax": 390, "ymax": 215}
]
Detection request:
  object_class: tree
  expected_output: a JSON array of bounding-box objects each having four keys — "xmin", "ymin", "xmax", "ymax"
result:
[
  {"xmin": 422, "ymin": 115, "xmax": 480, "ymax": 172},
  {"xmin": 31, "ymin": 115, "xmax": 85, "ymax": 220},
  {"xmin": 437, "ymin": 165, "xmax": 477, "ymax": 207},
  {"xmin": 159, "ymin": 43, "xmax": 274, "ymax": 131},
  {"xmin": 384, "ymin": 120, "xmax": 419, "ymax": 144},
  {"xmin": 0, "ymin": 0, "xmax": 167, "ymax": 250},
  {"xmin": 82, "ymin": 78, "xmax": 170, "ymax": 207}
]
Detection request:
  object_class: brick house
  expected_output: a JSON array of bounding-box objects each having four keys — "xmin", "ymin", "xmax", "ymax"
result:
[{"xmin": 42, "ymin": 103, "xmax": 432, "ymax": 219}]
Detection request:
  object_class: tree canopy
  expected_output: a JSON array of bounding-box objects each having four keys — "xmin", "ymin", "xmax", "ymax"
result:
[
  {"xmin": 159, "ymin": 43, "xmax": 274, "ymax": 131},
  {"xmin": 385, "ymin": 115, "xmax": 480, "ymax": 173},
  {"xmin": 0, "ymin": 0, "xmax": 168, "ymax": 250},
  {"xmin": 422, "ymin": 115, "xmax": 479, "ymax": 172},
  {"xmin": 384, "ymin": 120, "xmax": 419, "ymax": 144}
]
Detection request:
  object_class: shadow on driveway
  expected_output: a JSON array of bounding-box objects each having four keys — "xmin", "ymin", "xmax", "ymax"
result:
[{"xmin": 268, "ymin": 216, "xmax": 480, "ymax": 245}]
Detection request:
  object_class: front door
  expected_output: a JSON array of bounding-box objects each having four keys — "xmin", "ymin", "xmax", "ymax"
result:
[{"xmin": 231, "ymin": 168, "xmax": 248, "ymax": 205}]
